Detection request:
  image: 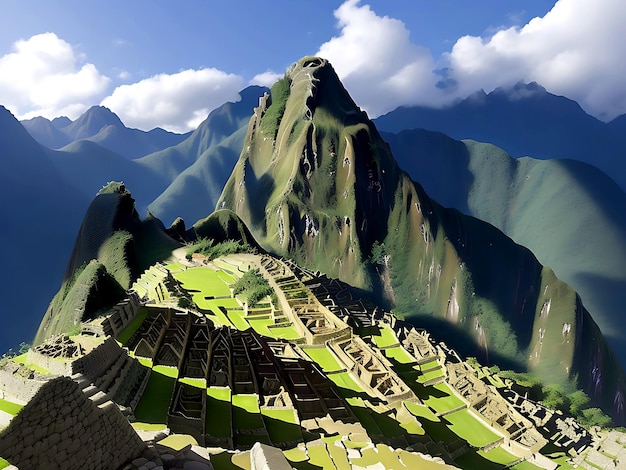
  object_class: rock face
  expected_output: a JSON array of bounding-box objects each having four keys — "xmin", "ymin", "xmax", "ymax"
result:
[
  {"xmin": 218, "ymin": 57, "xmax": 626, "ymax": 422},
  {"xmin": 0, "ymin": 376, "xmax": 145, "ymax": 469}
]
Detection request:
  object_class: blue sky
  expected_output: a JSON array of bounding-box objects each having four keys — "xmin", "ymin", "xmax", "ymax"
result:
[{"xmin": 1, "ymin": 0, "xmax": 623, "ymax": 132}]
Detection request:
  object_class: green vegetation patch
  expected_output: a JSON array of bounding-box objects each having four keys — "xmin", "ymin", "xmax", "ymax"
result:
[
  {"xmin": 174, "ymin": 267, "xmax": 232, "ymax": 299},
  {"xmin": 419, "ymin": 383, "xmax": 465, "ymax": 414},
  {"xmin": 231, "ymin": 269, "xmax": 274, "ymax": 308},
  {"xmin": 0, "ymin": 457, "xmax": 10, "ymax": 469},
  {"xmin": 444, "ymin": 408, "xmax": 501, "ymax": 447},
  {"xmin": 404, "ymin": 401, "xmax": 439, "ymax": 422},
  {"xmin": 302, "ymin": 347, "xmax": 344, "ymax": 372},
  {"xmin": 116, "ymin": 307, "xmax": 148, "ymax": 345},
  {"xmin": 511, "ymin": 461, "xmax": 544, "ymax": 470},
  {"xmin": 186, "ymin": 239, "xmax": 256, "ymax": 262},
  {"xmin": 260, "ymin": 76, "xmax": 292, "ymax": 139},
  {"xmin": 372, "ymin": 325, "xmax": 399, "ymax": 348},
  {"xmin": 12, "ymin": 354, "xmax": 49, "ymax": 375},
  {"xmin": 153, "ymin": 365, "xmax": 178, "ymax": 379},
  {"xmin": 330, "ymin": 372, "xmax": 366, "ymax": 395},
  {"xmin": 384, "ymin": 346, "xmax": 416, "ymax": 364},
  {"xmin": 479, "ymin": 446, "xmax": 520, "ymax": 465},
  {"xmin": 262, "ymin": 410, "xmax": 302, "ymax": 444},
  {"xmin": 266, "ymin": 325, "xmax": 301, "ymax": 340},
  {"xmin": 134, "ymin": 369, "xmax": 176, "ymax": 424},
  {"xmin": 206, "ymin": 387, "xmax": 231, "ymax": 437},
  {"xmin": 0, "ymin": 398, "xmax": 23, "ymax": 415}
]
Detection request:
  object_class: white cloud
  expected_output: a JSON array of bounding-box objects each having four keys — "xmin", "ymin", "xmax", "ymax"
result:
[
  {"xmin": 316, "ymin": 0, "xmax": 440, "ymax": 118},
  {"xmin": 446, "ymin": 0, "xmax": 626, "ymax": 120},
  {"xmin": 250, "ymin": 70, "xmax": 282, "ymax": 87},
  {"xmin": 0, "ymin": 32, "xmax": 110, "ymax": 120},
  {"xmin": 101, "ymin": 68, "xmax": 245, "ymax": 132}
]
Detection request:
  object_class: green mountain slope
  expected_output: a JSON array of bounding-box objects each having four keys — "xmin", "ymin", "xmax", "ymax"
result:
[
  {"xmin": 35, "ymin": 183, "xmax": 179, "ymax": 344},
  {"xmin": 218, "ymin": 57, "xmax": 626, "ymax": 421},
  {"xmin": 382, "ymin": 129, "xmax": 626, "ymax": 367}
]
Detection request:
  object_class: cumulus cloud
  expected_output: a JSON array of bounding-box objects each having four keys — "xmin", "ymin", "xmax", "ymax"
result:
[
  {"xmin": 101, "ymin": 68, "xmax": 245, "ymax": 132},
  {"xmin": 446, "ymin": 0, "xmax": 626, "ymax": 120},
  {"xmin": 250, "ymin": 70, "xmax": 282, "ymax": 87},
  {"xmin": 0, "ymin": 32, "xmax": 110, "ymax": 120},
  {"xmin": 316, "ymin": 0, "xmax": 440, "ymax": 117}
]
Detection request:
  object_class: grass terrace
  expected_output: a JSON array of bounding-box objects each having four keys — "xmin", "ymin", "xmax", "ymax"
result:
[
  {"xmin": 371, "ymin": 324, "xmax": 400, "ymax": 348},
  {"xmin": 302, "ymin": 347, "xmax": 344, "ymax": 372},
  {"xmin": 206, "ymin": 387, "xmax": 231, "ymax": 438},
  {"xmin": 134, "ymin": 368, "xmax": 177, "ymax": 425},
  {"xmin": 116, "ymin": 307, "xmax": 148, "ymax": 345},
  {"xmin": 0, "ymin": 399, "xmax": 23, "ymax": 416},
  {"xmin": 444, "ymin": 408, "xmax": 501, "ymax": 447},
  {"xmin": 418, "ymin": 383, "xmax": 465, "ymax": 414}
]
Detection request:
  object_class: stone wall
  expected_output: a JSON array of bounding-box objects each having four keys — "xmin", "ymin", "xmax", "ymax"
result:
[
  {"xmin": 0, "ymin": 376, "xmax": 145, "ymax": 470},
  {"xmin": 71, "ymin": 337, "xmax": 122, "ymax": 378},
  {"xmin": 0, "ymin": 363, "xmax": 49, "ymax": 403},
  {"xmin": 26, "ymin": 349, "xmax": 73, "ymax": 376}
]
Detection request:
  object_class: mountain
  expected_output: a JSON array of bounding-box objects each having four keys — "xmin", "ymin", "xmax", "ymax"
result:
[
  {"xmin": 47, "ymin": 140, "xmax": 170, "ymax": 216},
  {"xmin": 139, "ymin": 85, "xmax": 268, "ymax": 225},
  {"xmin": 0, "ymin": 106, "xmax": 88, "ymax": 352},
  {"xmin": 22, "ymin": 106, "xmax": 190, "ymax": 159},
  {"xmin": 218, "ymin": 57, "xmax": 626, "ymax": 419},
  {"xmin": 35, "ymin": 182, "xmax": 179, "ymax": 344},
  {"xmin": 381, "ymin": 129, "xmax": 626, "ymax": 366},
  {"xmin": 373, "ymin": 83, "xmax": 626, "ymax": 190}
]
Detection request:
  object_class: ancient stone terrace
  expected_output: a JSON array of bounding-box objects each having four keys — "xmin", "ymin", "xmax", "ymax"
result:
[
  {"xmin": 284, "ymin": 259, "xmax": 378, "ymax": 328},
  {"xmin": 259, "ymin": 255, "xmax": 351, "ymax": 344}
]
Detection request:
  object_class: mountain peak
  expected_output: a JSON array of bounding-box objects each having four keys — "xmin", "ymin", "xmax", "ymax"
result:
[{"xmin": 63, "ymin": 105, "xmax": 124, "ymax": 141}]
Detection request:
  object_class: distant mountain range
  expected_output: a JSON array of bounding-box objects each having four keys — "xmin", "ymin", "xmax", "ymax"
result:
[
  {"xmin": 374, "ymin": 82, "xmax": 626, "ymax": 190},
  {"xmin": 21, "ymin": 106, "xmax": 191, "ymax": 159},
  {"xmin": 2, "ymin": 66, "xmax": 626, "ymax": 423}
]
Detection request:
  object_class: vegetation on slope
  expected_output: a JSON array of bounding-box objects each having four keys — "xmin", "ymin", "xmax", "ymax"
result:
[
  {"xmin": 230, "ymin": 268, "xmax": 275, "ymax": 307},
  {"xmin": 217, "ymin": 56, "xmax": 626, "ymax": 423},
  {"xmin": 35, "ymin": 260, "xmax": 125, "ymax": 343},
  {"xmin": 185, "ymin": 239, "xmax": 256, "ymax": 261}
]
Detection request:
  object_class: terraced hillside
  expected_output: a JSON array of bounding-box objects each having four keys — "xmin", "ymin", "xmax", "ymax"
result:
[
  {"xmin": 218, "ymin": 57, "xmax": 626, "ymax": 421},
  {"xmin": 2, "ymin": 250, "xmax": 606, "ymax": 469}
]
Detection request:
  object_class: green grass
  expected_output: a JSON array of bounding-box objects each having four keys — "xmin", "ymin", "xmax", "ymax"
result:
[
  {"xmin": 0, "ymin": 398, "xmax": 23, "ymax": 415},
  {"xmin": 511, "ymin": 461, "xmax": 544, "ymax": 470},
  {"xmin": 206, "ymin": 387, "xmax": 231, "ymax": 437},
  {"xmin": 372, "ymin": 325, "xmax": 399, "ymax": 348},
  {"xmin": 179, "ymin": 377, "xmax": 206, "ymax": 388},
  {"xmin": 302, "ymin": 347, "xmax": 344, "ymax": 372},
  {"xmin": 12, "ymin": 354, "xmax": 49, "ymax": 375},
  {"xmin": 383, "ymin": 346, "xmax": 416, "ymax": 364},
  {"xmin": 0, "ymin": 457, "xmax": 10, "ymax": 469},
  {"xmin": 226, "ymin": 310, "xmax": 251, "ymax": 331},
  {"xmin": 444, "ymin": 408, "xmax": 501, "ymax": 447},
  {"xmin": 153, "ymin": 365, "xmax": 178, "ymax": 378},
  {"xmin": 420, "ymin": 383, "xmax": 465, "ymax": 414},
  {"xmin": 134, "ymin": 369, "xmax": 176, "ymax": 424},
  {"xmin": 232, "ymin": 394, "xmax": 259, "ymax": 414},
  {"xmin": 116, "ymin": 307, "xmax": 148, "ymax": 345},
  {"xmin": 174, "ymin": 266, "xmax": 232, "ymax": 300},
  {"xmin": 266, "ymin": 325, "xmax": 301, "ymax": 340},
  {"xmin": 417, "ymin": 367, "xmax": 445, "ymax": 383},
  {"xmin": 404, "ymin": 401, "xmax": 438, "ymax": 421},
  {"xmin": 479, "ymin": 446, "xmax": 520, "ymax": 465},
  {"xmin": 246, "ymin": 318, "xmax": 275, "ymax": 337},
  {"xmin": 262, "ymin": 409, "xmax": 302, "ymax": 444},
  {"xmin": 329, "ymin": 372, "xmax": 366, "ymax": 394}
]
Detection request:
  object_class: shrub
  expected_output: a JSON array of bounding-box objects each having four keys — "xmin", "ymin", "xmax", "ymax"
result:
[{"xmin": 185, "ymin": 239, "xmax": 256, "ymax": 261}]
